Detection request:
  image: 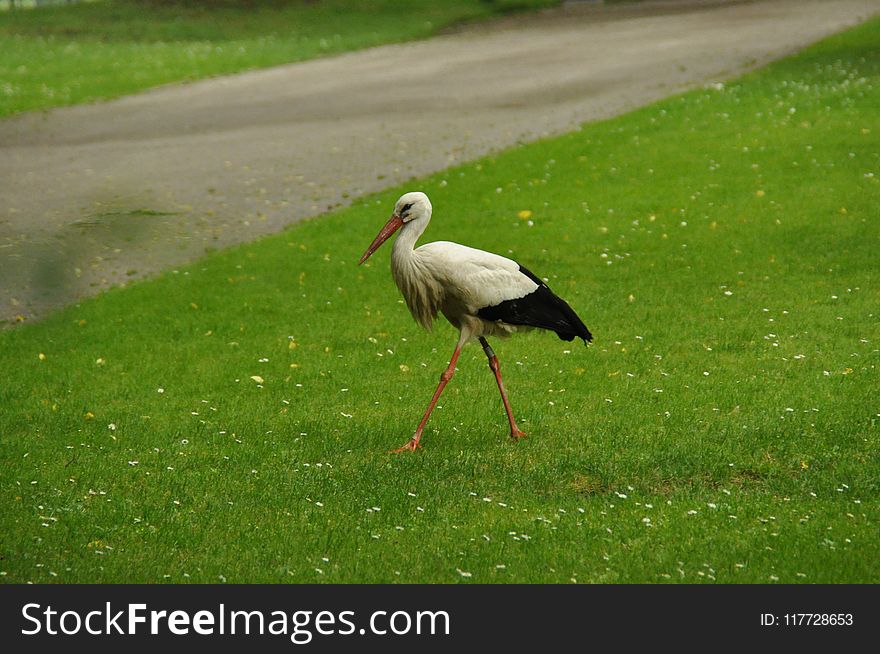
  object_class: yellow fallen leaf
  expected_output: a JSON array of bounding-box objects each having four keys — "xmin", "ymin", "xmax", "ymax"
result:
[
  {"xmin": 38, "ymin": 353, "xmax": 46, "ymax": 361},
  {"xmin": 250, "ymin": 375, "xmax": 265, "ymax": 384},
  {"xmin": 84, "ymin": 411, "xmax": 95, "ymax": 420},
  {"xmin": 517, "ymin": 210, "xmax": 533, "ymax": 220},
  {"xmin": 756, "ymin": 190, "xmax": 765, "ymax": 197}
]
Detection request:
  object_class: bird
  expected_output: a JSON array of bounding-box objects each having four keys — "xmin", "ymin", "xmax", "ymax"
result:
[{"xmin": 359, "ymin": 191, "xmax": 591, "ymax": 452}]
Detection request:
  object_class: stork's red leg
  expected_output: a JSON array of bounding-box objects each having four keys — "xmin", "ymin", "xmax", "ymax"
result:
[
  {"xmin": 393, "ymin": 340, "xmax": 464, "ymax": 453},
  {"xmin": 479, "ymin": 337, "xmax": 527, "ymax": 440}
]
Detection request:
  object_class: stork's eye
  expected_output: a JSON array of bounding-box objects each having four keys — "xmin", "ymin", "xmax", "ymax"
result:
[{"xmin": 401, "ymin": 202, "xmax": 414, "ymax": 214}]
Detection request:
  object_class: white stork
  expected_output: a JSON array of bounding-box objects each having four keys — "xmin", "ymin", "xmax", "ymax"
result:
[{"xmin": 359, "ymin": 191, "xmax": 591, "ymax": 452}]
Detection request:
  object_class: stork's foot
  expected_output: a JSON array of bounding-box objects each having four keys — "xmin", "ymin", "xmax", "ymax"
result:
[
  {"xmin": 392, "ymin": 438, "xmax": 422, "ymax": 454},
  {"xmin": 510, "ymin": 428, "xmax": 528, "ymax": 440}
]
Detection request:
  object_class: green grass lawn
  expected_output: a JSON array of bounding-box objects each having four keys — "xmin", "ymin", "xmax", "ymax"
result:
[
  {"xmin": 0, "ymin": 0, "xmax": 557, "ymax": 117},
  {"xmin": 2, "ymin": 17, "xmax": 879, "ymax": 584}
]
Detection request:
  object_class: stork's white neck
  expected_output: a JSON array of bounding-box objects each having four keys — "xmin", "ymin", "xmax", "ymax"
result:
[
  {"xmin": 391, "ymin": 217, "xmax": 428, "ymax": 263},
  {"xmin": 389, "ymin": 215, "xmax": 440, "ymax": 331}
]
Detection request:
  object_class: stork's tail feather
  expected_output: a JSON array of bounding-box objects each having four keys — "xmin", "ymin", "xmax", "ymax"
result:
[
  {"xmin": 551, "ymin": 298, "xmax": 592, "ymax": 344},
  {"xmin": 556, "ymin": 314, "xmax": 592, "ymax": 345},
  {"xmin": 477, "ymin": 264, "xmax": 592, "ymax": 345}
]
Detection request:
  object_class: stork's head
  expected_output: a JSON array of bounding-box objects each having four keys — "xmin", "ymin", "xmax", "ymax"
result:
[
  {"xmin": 359, "ymin": 192, "xmax": 432, "ymax": 264},
  {"xmin": 394, "ymin": 191, "xmax": 432, "ymax": 223}
]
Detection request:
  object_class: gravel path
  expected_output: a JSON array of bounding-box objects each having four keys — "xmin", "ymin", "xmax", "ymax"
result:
[{"xmin": 2, "ymin": 0, "xmax": 878, "ymax": 323}]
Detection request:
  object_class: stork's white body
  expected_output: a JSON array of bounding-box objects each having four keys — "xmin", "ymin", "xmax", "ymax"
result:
[
  {"xmin": 359, "ymin": 191, "xmax": 590, "ymax": 452},
  {"xmin": 392, "ymin": 237, "xmax": 538, "ymax": 340}
]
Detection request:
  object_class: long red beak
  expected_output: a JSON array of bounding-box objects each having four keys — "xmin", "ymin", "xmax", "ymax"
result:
[{"xmin": 359, "ymin": 214, "xmax": 403, "ymax": 264}]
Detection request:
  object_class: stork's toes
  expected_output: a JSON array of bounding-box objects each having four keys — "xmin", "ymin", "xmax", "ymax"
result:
[
  {"xmin": 510, "ymin": 428, "xmax": 528, "ymax": 440},
  {"xmin": 392, "ymin": 439, "xmax": 422, "ymax": 454}
]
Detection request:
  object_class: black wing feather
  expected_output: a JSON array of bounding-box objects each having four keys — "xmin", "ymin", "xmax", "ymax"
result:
[{"xmin": 477, "ymin": 264, "xmax": 592, "ymax": 343}]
